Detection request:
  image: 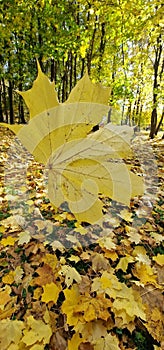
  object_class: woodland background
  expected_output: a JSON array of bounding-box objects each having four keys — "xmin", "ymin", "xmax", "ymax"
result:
[{"xmin": 0, "ymin": 0, "xmax": 164, "ymax": 138}]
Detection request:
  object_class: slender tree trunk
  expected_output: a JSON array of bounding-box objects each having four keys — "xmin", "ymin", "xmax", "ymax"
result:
[
  {"xmin": 38, "ymin": 17, "xmax": 44, "ymax": 71},
  {"xmin": 87, "ymin": 15, "xmax": 97, "ymax": 74},
  {"xmin": 65, "ymin": 60, "xmax": 69, "ymax": 100},
  {"xmin": 0, "ymin": 80, "xmax": 3, "ymax": 122},
  {"xmin": 97, "ymin": 22, "xmax": 106, "ymax": 77},
  {"xmin": 132, "ymin": 86, "xmax": 140, "ymax": 125},
  {"xmin": 149, "ymin": 34, "xmax": 162, "ymax": 138},
  {"xmin": 8, "ymin": 80, "xmax": 14, "ymax": 124},
  {"xmin": 81, "ymin": 58, "xmax": 85, "ymax": 78},
  {"xmin": 51, "ymin": 58, "xmax": 55, "ymax": 82},
  {"xmin": 74, "ymin": 54, "xmax": 77, "ymax": 86},
  {"xmin": 2, "ymin": 78, "xmax": 8, "ymax": 123},
  {"xmin": 18, "ymin": 83, "xmax": 26, "ymax": 123},
  {"xmin": 110, "ymin": 56, "xmax": 116, "ymax": 104},
  {"xmin": 69, "ymin": 51, "xmax": 73, "ymax": 93},
  {"xmin": 127, "ymin": 102, "xmax": 132, "ymax": 126},
  {"xmin": 108, "ymin": 108, "xmax": 112, "ymax": 123},
  {"xmin": 155, "ymin": 107, "xmax": 164, "ymax": 135}
]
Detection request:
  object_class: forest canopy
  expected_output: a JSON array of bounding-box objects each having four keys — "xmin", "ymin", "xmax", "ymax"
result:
[{"xmin": 0, "ymin": 0, "xmax": 163, "ymax": 137}]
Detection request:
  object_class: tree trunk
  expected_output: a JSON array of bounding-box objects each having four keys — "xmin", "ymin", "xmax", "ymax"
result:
[
  {"xmin": 50, "ymin": 58, "xmax": 55, "ymax": 82},
  {"xmin": 2, "ymin": 77, "xmax": 8, "ymax": 123},
  {"xmin": 0, "ymin": 80, "xmax": 3, "ymax": 122},
  {"xmin": 69, "ymin": 51, "xmax": 73, "ymax": 93},
  {"xmin": 81, "ymin": 58, "xmax": 85, "ymax": 78},
  {"xmin": 38, "ymin": 17, "xmax": 44, "ymax": 71},
  {"xmin": 155, "ymin": 107, "xmax": 164, "ymax": 135},
  {"xmin": 18, "ymin": 83, "xmax": 26, "ymax": 123},
  {"xmin": 74, "ymin": 54, "xmax": 77, "ymax": 86},
  {"xmin": 97, "ymin": 22, "xmax": 106, "ymax": 76},
  {"xmin": 8, "ymin": 80, "xmax": 14, "ymax": 124},
  {"xmin": 149, "ymin": 34, "xmax": 162, "ymax": 138},
  {"xmin": 87, "ymin": 15, "xmax": 97, "ymax": 74}
]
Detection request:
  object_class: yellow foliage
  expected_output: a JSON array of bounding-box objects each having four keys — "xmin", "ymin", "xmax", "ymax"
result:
[
  {"xmin": 0, "ymin": 285, "xmax": 12, "ymax": 310},
  {"xmin": 0, "ymin": 319, "xmax": 24, "ymax": 350},
  {"xmin": 42, "ymin": 253, "xmax": 58, "ymax": 271},
  {"xmin": 2, "ymin": 271, "xmax": 15, "ymax": 285},
  {"xmin": 133, "ymin": 262, "xmax": 159, "ymax": 286},
  {"xmin": 41, "ymin": 282, "xmax": 61, "ymax": 304},
  {"xmin": 62, "ymin": 284, "xmax": 111, "ymax": 327},
  {"xmin": 1, "ymin": 236, "xmax": 17, "ymax": 246},
  {"xmin": 116, "ymin": 255, "xmax": 135, "ymax": 272},
  {"xmin": 18, "ymin": 231, "xmax": 31, "ymax": 245},
  {"xmin": 59, "ymin": 265, "xmax": 82, "ymax": 287},
  {"xmin": 68, "ymin": 332, "xmax": 85, "ymax": 350},
  {"xmin": 153, "ymin": 254, "xmax": 164, "ymax": 266},
  {"xmin": 93, "ymin": 333, "xmax": 120, "ymax": 350},
  {"xmin": 22, "ymin": 316, "xmax": 52, "ymax": 346}
]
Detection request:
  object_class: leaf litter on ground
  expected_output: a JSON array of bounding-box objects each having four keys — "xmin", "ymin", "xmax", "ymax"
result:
[
  {"xmin": 0, "ymin": 126, "xmax": 164, "ymax": 350},
  {"xmin": 0, "ymin": 65, "xmax": 163, "ymax": 350}
]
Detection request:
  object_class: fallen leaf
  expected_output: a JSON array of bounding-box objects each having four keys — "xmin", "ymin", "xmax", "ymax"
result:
[
  {"xmin": 0, "ymin": 319, "xmax": 24, "ymax": 350},
  {"xmin": 18, "ymin": 231, "xmax": 31, "ymax": 245},
  {"xmin": 59, "ymin": 265, "xmax": 82, "ymax": 287},
  {"xmin": 153, "ymin": 254, "xmax": 164, "ymax": 266},
  {"xmin": 41, "ymin": 282, "xmax": 61, "ymax": 304},
  {"xmin": 22, "ymin": 315, "xmax": 52, "ymax": 346},
  {"xmin": 93, "ymin": 333, "xmax": 120, "ymax": 350},
  {"xmin": 1, "ymin": 236, "xmax": 17, "ymax": 247},
  {"xmin": 116, "ymin": 255, "xmax": 134, "ymax": 272}
]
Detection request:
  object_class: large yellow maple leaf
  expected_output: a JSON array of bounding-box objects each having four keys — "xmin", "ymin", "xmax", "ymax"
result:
[
  {"xmin": 0, "ymin": 319, "xmax": 24, "ymax": 350},
  {"xmin": 1, "ymin": 62, "xmax": 144, "ymax": 224}
]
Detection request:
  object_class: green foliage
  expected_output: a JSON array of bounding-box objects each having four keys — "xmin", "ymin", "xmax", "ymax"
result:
[
  {"xmin": 0, "ymin": 0, "xmax": 163, "ymax": 127},
  {"xmin": 134, "ymin": 331, "xmax": 150, "ymax": 350}
]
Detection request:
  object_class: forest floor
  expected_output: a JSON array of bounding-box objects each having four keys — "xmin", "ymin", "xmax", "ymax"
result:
[{"xmin": 0, "ymin": 127, "xmax": 164, "ymax": 350}]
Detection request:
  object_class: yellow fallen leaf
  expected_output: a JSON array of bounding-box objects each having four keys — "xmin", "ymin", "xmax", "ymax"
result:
[
  {"xmin": 18, "ymin": 231, "xmax": 31, "ymax": 245},
  {"xmin": 0, "ymin": 225, "xmax": 6, "ymax": 233},
  {"xmin": 22, "ymin": 316, "xmax": 52, "ymax": 346},
  {"xmin": 119, "ymin": 209, "xmax": 133, "ymax": 222},
  {"xmin": 133, "ymin": 262, "xmax": 159, "ymax": 286},
  {"xmin": 125, "ymin": 226, "xmax": 141, "ymax": 244},
  {"xmin": 97, "ymin": 236, "xmax": 116, "ymax": 250},
  {"xmin": 0, "ymin": 285, "xmax": 12, "ymax": 310},
  {"xmin": 0, "ymin": 319, "xmax": 24, "ymax": 350},
  {"xmin": 112, "ymin": 297, "xmax": 146, "ymax": 321},
  {"xmin": 116, "ymin": 255, "xmax": 135, "ymax": 272},
  {"xmin": 14, "ymin": 266, "xmax": 24, "ymax": 284},
  {"xmin": 33, "ymin": 287, "xmax": 43, "ymax": 300},
  {"xmin": 62, "ymin": 285, "xmax": 80, "ymax": 326},
  {"xmin": 1, "ymin": 236, "xmax": 17, "ymax": 247},
  {"xmin": 68, "ymin": 255, "xmax": 80, "ymax": 263},
  {"xmin": 68, "ymin": 332, "xmax": 85, "ymax": 350},
  {"xmin": 153, "ymin": 254, "xmax": 164, "ymax": 266},
  {"xmin": 59, "ymin": 265, "xmax": 82, "ymax": 287},
  {"xmin": 2, "ymin": 271, "xmax": 15, "ymax": 285},
  {"xmin": 42, "ymin": 253, "xmax": 58, "ymax": 271},
  {"xmin": 41, "ymin": 282, "xmax": 60, "ymax": 304},
  {"xmin": 28, "ymin": 344, "xmax": 45, "ymax": 350},
  {"xmin": 93, "ymin": 333, "xmax": 120, "ymax": 350},
  {"xmin": 74, "ymin": 225, "xmax": 88, "ymax": 235},
  {"xmin": 103, "ymin": 249, "xmax": 118, "ymax": 261}
]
